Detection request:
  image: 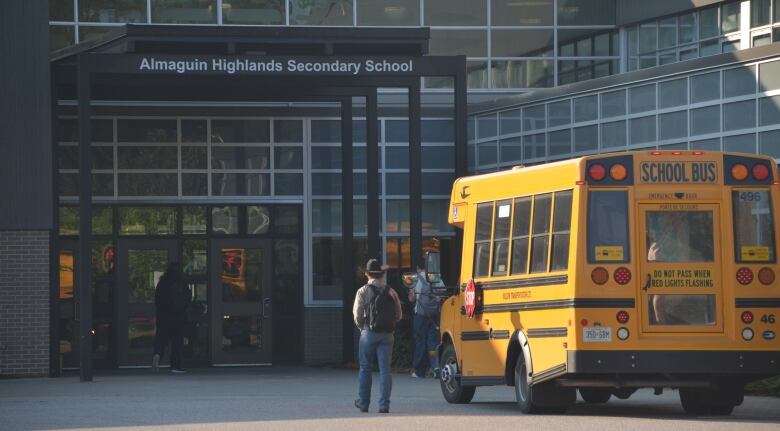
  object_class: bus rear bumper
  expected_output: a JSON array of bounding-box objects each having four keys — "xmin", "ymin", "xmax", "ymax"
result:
[{"xmin": 566, "ymin": 350, "xmax": 780, "ymax": 375}]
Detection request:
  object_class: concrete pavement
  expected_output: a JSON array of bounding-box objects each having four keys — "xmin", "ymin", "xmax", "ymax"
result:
[{"xmin": 1, "ymin": 367, "xmax": 779, "ymax": 431}]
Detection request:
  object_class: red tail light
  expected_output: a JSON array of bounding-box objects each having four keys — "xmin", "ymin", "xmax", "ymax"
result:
[
  {"xmin": 736, "ymin": 267, "xmax": 754, "ymax": 285},
  {"xmin": 752, "ymin": 164, "xmax": 770, "ymax": 181},
  {"xmin": 616, "ymin": 310, "xmax": 630, "ymax": 324},
  {"xmin": 588, "ymin": 163, "xmax": 606, "ymax": 181},
  {"xmin": 741, "ymin": 310, "xmax": 754, "ymax": 324},
  {"xmin": 614, "ymin": 267, "xmax": 632, "ymax": 285},
  {"xmin": 758, "ymin": 267, "xmax": 775, "ymax": 285},
  {"xmin": 591, "ymin": 267, "xmax": 609, "ymax": 285}
]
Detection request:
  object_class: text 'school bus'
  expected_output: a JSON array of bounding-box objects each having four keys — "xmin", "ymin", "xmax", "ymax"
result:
[{"xmin": 436, "ymin": 151, "xmax": 780, "ymax": 415}]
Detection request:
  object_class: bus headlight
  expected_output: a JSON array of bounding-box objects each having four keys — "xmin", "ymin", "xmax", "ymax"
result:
[
  {"xmin": 742, "ymin": 328, "xmax": 754, "ymax": 341},
  {"xmin": 617, "ymin": 327, "xmax": 629, "ymax": 340}
]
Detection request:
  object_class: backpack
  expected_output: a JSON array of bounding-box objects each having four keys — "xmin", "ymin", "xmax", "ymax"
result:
[
  {"xmin": 415, "ymin": 273, "xmax": 440, "ymax": 318},
  {"xmin": 365, "ymin": 284, "xmax": 396, "ymax": 333}
]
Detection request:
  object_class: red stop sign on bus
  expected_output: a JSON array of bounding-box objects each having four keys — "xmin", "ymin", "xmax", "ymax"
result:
[{"xmin": 464, "ymin": 279, "xmax": 476, "ymax": 318}]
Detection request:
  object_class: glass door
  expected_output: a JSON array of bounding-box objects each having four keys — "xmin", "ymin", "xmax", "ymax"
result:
[
  {"xmin": 116, "ymin": 239, "xmax": 178, "ymax": 367},
  {"xmin": 210, "ymin": 239, "xmax": 272, "ymax": 365},
  {"xmin": 638, "ymin": 203, "xmax": 724, "ymax": 334},
  {"xmin": 58, "ymin": 242, "xmax": 79, "ymax": 370}
]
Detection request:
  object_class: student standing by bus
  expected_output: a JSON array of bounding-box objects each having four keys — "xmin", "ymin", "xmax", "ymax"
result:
[{"xmin": 408, "ymin": 259, "xmax": 441, "ymax": 378}]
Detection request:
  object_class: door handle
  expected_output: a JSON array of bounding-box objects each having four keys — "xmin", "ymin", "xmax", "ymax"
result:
[
  {"xmin": 642, "ymin": 274, "xmax": 652, "ymax": 291},
  {"xmin": 261, "ymin": 298, "xmax": 271, "ymax": 319}
]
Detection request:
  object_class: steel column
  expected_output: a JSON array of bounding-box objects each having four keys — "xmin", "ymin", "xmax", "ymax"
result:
[
  {"xmin": 366, "ymin": 89, "xmax": 380, "ymax": 260},
  {"xmin": 77, "ymin": 54, "xmax": 93, "ymax": 382},
  {"xmin": 409, "ymin": 83, "xmax": 422, "ymax": 270},
  {"xmin": 340, "ymin": 98, "xmax": 355, "ymax": 363}
]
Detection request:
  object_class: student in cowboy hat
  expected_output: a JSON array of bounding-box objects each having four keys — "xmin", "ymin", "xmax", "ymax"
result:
[{"xmin": 353, "ymin": 258, "xmax": 402, "ymax": 414}]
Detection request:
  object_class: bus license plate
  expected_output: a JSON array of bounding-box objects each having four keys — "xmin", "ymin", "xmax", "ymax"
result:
[{"xmin": 583, "ymin": 326, "xmax": 612, "ymax": 342}]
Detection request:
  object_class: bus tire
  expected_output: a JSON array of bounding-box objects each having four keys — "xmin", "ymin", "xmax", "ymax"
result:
[
  {"xmin": 514, "ymin": 353, "xmax": 538, "ymax": 413},
  {"xmin": 679, "ymin": 388, "xmax": 735, "ymax": 416},
  {"xmin": 579, "ymin": 388, "xmax": 612, "ymax": 403},
  {"xmin": 439, "ymin": 344, "xmax": 475, "ymax": 404}
]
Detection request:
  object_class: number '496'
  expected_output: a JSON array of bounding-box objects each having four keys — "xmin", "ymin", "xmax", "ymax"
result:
[
  {"xmin": 739, "ymin": 192, "xmax": 762, "ymax": 202},
  {"xmin": 761, "ymin": 314, "xmax": 776, "ymax": 324}
]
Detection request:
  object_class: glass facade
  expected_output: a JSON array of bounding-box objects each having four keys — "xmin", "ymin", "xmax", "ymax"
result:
[{"xmin": 471, "ymin": 57, "xmax": 780, "ymax": 171}]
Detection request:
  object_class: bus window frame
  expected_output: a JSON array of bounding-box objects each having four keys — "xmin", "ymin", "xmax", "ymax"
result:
[
  {"xmin": 731, "ymin": 189, "xmax": 777, "ymax": 264},
  {"xmin": 587, "ymin": 189, "xmax": 631, "ymax": 264}
]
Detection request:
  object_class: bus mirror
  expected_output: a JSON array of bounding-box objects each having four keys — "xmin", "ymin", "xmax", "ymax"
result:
[
  {"xmin": 426, "ymin": 251, "xmax": 441, "ymax": 284},
  {"xmin": 401, "ymin": 272, "xmax": 417, "ymax": 287}
]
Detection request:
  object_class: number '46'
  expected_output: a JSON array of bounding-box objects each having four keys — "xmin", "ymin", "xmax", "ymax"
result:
[{"xmin": 761, "ymin": 314, "xmax": 776, "ymax": 324}]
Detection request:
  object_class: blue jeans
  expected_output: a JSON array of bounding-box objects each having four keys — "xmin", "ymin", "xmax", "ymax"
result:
[
  {"xmin": 358, "ymin": 329, "xmax": 394, "ymax": 409},
  {"xmin": 413, "ymin": 314, "xmax": 440, "ymax": 376}
]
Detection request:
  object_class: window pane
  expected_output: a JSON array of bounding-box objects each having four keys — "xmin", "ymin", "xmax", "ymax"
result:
[
  {"xmin": 385, "ymin": 200, "xmax": 409, "ymax": 233},
  {"xmin": 649, "ymin": 295, "xmax": 717, "ymax": 325},
  {"xmin": 553, "ymin": 191, "xmax": 572, "ymax": 232},
  {"xmin": 311, "ymin": 147, "xmax": 341, "ymax": 169},
  {"xmin": 601, "ymin": 90, "xmax": 626, "ymax": 119},
  {"xmin": 274, "ymin": 120, "xmax": 303, "ymax": 143},
  {"xmin": 183, "ymin": 206, "xmax": 207, "ymax": 235},
  {"xmin": 523, "ymin": 133, "xmax": 546, "ymax": 159},
  {"xmin": 425, "ymin": 0, "xmax": 485, "ymax": 25},
  {"xmin": 630, "ymin": 115, "xmax": 656, "ymax": 145},
  {"xmin": 658, "ymin": 78, "xmax": 688, "ymax": 109},
  {"xmin": 679, "ymin": 12, "xmax": 695, "ymax": 43},
  {"xmin": 512, "ymin": 197, "xmax": 532, "ymax": 237},
  {"xmin": 290, "ymin": 0, "xmax": 352, "ymax": 25},
  {"xmin": 118, "ymin": 119, "xmax": 176, "ymax": 142},
  {"xmin": 493, "ymin": 200, "xmax": 512, "ymax": 241},
  {"xmin": 752, "ymin": 0, "xmax": 771, "ymax": 27},
  {"xmin": 699, "ymin": 7, "xmax": 719, "ymax": 39},
  {"xmin": 733, "ymin": 190, "xmax": 776, "ymax": 262},
  {"xmin": 690, "ymin": 105, "xmax": 720, "ymax": 136},
  {"xmin": 212, "ymin": 147, "xmax": 270, "ymax": 169},
  {"xmin": 312, "ymin": 173, "xmax": 341, "ymax": 195},
  {"xmin": 601, "ymin": 120, "xmax": 626, "ymax": 148},
  {"xmin": 724, "ymin": 66, "xmax": 756, "ymax": 98},
  {"xmin": 275, "ymin": 147, "xmax": 303, "ymax": 169},
  {"xmin": 638, "ymin": 23, "xmax": 657, "ymax": 54},
  {"xmin": 118, "ymin": 147, "xmax": 177, "ymax": 169},
  {"xmin": 529, "ymin": 236, "xmax": 549, "ymax": 273},
  {"xmin": 477, "ymin": 115, "xmax": 497, "ymax": 139},
  {"xmin": 79, "ymin": 0, "xmax": 146, "ymax": 22},
  {"xmin": 490, "ymin": 59, "xmax": 554, "ymax": 89},
  {"xmin": 182, "ymin": 173, "xmax": 207, "ymax": 196},
  {"xmin": 548, "ymin": 100, "xmax": 571, "ymax": 127},
  {"xmin": 759, "ymin": 60, "xmax": 780, "ymax": 91},
  {"xmin": 474, "ymin": 242, "xmax": 490, "ymax": 278},
  {"xmin": 659, "ymin": 111, "xmax": 688, "ymax": 140},
  {"xmin": 429, "ymin": 30, "xmax": 486, "ymax": 57},
  {"xmin": 477, "ymin": 141, "xmax": 497, "ymax": 166},
  {"xmin": 211, "ymin": 173, "xmax": 270, "ymax": 196},
  {"xmin": 357, "ymin": 0, "xmax": 419, "ymax": 25},
  {"xmin": 492, "ymin": 29, "xmax": 553, "ymax": 57},
  {"xmin": 492, "ymin": 0, "xmax": 552, "ymax": 25},
  {"xmin": 724, "ymin": 100, "xmax": 756, "ymax": 131},
  {"xmin": 475, "ymin": 203, "xmax": 493, "ymax": 241},
  {"xmin": 311, "ymin": 120, "xmax": 340, "ymax": 143},
  {"xmin": 212, "ymin": 119, "xmax": 270, "ymax": 143},
  {"xmin": 511, "ymin": 237, "xmax": 529, "ymax": 275},
  {"xmin": 557, "ymin": 0, "xmax": 614, "ymax": 25},
  {"xmin": 422, "ymin": 200, "xmax": 451, "ymax": 233},
  {"xmin": 120, "ymin": 207, "xmax": 177, "ymax": 235},
  {"xmin": 182, "ymin": 146, "xmax": 207, "ymax": 169},
  {"xmin": 421, "ymin": 119, "xmax": 453, "ymax": 142},
  {"xmin": 523, "ymin": 105, "xmax": 546, "ymax": 131},
  {"xmin": 646, "ymin": 211, "xmax": 714, "ymax": 262},
  {"xmin": 312, "ymin": 238, "xmax": 343, "ymax": 300},
  {"xmin": 385, "ymin": 173, "xmax": 409, "ymax": 195},
  {"xmin": 152, "ymin": 0, "xmax": 216, "ymax": 23},
  {"xmin": 630, "ymin": 84, "xmax": 656, "ymax": 114},
  {"xmin": 760, "ymin": 129, "xmax": 780, "ymax": 158},
  {"xmin": 690, "ymin": 138, "xmax": 721, "ymax": 151},
  {"xmin": 690, "ymin": 71, "xmax": 720, "ymax": 103},
  {"xmin": 532, "ymin": 194, "xmax": 552, "ymax": 235},
  {"xmin": 723, "ymin": 133, "xmax": 755, "ymax": 152},
  {"xmin": 492, "ymin": 240, "xmax": 510, "ymax": 275},
  {"xmin": 548, "ymin": 129, "xmax": 571, "ymax": 157},
  {"xmin": 50, "ymin": 25, "xmax": 75, "ymax": 51},
  {"xmin": 574, "ymin": 95, "xmax": 598, "ymax": 123},
  {"xmin": 721, "ymin": 1, "xmax": 740, "ymax": 33},
  {"xmin": 312, "ymin": 200, "xmax": 342, "ymax": 234},
  {"xmin": 223, "ymin": 0, "xmax": 285, "ymax": 24},
  {"xmin": 588, "ymin": 191, "xmax": 629, "ymax": 262},
  {"xmin": 551, "ymin": 233, "xmax": 570, "ymax": 271},
  {"xmin": 574, "ymin": 125, "xmax": 597, "ymax": 152},
  {"xmin": 118, "ymin": 173, "xmax": 177, "ymax": 196},
  {"xmin": 500, "ymin": 137, "xmax": 522, "ymax": 164},
  {"xmin": 421, "ymin": 147, "xmax": 454, "ymax": 169},
  {"xmin": 274, "ymin": 173, "xmax": 303, "ymax": 195},
  {"xmin": 385, "ymin": 147, "xmax": 409, "ymax": 169},
  {"xmin": 50, "ymin": 0, "xmax": 74, "ymax": 21},
  {"xmin": 500, "ymin": 109, "xmax": 522, "ymax": 135},
  {"xmin": 659, "ymin": 17, "xmax": 676, "ymax": 49}
]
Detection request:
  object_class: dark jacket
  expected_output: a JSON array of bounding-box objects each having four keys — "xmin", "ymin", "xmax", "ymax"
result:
[{"xmin": 155, "ymin": 275, "xmax": 190, "ymax": 322}]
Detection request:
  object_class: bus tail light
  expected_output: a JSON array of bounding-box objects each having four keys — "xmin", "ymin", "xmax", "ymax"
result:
[
  {"xmin": 731, "ymin": 163, "xmax": 749, "ymax": 181},
  {"xmin": 610, "ymin": 163, "xmax": 628, "ymax": 181},
  {"xmin": 692, "ymin": 150, "xmax": 704, "ymax": 155},
  {"xmin": 741, "ymin": 310, "xmax": 754, "ymax": 324},
  {"xmin": 758, "ymin": 267, "xmax": 775, "ymax": 285},
  {"xmin": 742, "ymin": 328, "xmax": 755, "ymax": 341},
  {"xmin": 736, "ymin": 267, "xmax": 754, "ymax": 285},
  {"xmin": 614, "ymin": 267, "xmax": 632, "ymax": 285},
  {"xmin": 591, "ymin": 267, "xmax": 609, "ymax": 285},
  {"xmin": 752, "ymin": 163, "xmax": 770, "ymax": 181},
  {"xmin": 588, "ymin": 163, "xmax": 606, "ymax": 181},
  {"xmin": 616, "ymin": 310, "xmax": 630, "ymax": 324}
]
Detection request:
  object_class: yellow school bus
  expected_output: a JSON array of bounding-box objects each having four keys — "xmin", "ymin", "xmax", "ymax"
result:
[{"xmin": 435, "ymin": 150, "xmax": 780, "ymax": 415}]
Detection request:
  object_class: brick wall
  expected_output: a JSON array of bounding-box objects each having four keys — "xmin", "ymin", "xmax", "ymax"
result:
[
  {"xmin": 303, "ymin": 307, "xmax": 344, "ymax": 365},
  {"xmin": 0, "ymin": 230, "xmax": 50, "ymax": 377}
]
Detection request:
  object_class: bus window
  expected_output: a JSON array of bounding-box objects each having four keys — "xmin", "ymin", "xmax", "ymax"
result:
[
  {"xmin": 587, "ymin": 191, "xmax": 629, "ymax": 263},
  {"xmin": 551, "ymin": 190, "xmax": 573, "ymax": 271},
  {"xmin": 733, "ymin": 190, "xmax": 776, "ymax": 262},
  {"xmin": 649, "ymin": 294, "xmax": 717, "ymax": 326},
  {"xmin": 530, "ymin": 194, "xmax": 552, "ymax": 273},
  {"xmin": 492, "ymin": 200, "xmax": 512, "ymax": 276},
  {"xmin": 646, "ymin": 211, "xmax": 713, "ymax": 262},
  {"xmin": 474, "ymin": 203, "xmax": 493, "ymax": 278},
  {"xmin": 510, "ymin": 197, "xmax": 532, "ymax": 274}
]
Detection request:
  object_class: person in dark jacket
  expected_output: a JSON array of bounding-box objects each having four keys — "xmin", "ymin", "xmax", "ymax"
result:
[{"xmin": 152, "ymin": 262, "xmax": 190, "ymax": 373}]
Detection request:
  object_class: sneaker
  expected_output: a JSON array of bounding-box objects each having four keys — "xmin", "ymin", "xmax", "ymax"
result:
[
  {"xmin": 354, "ymin": 399, "xmax": 368, "ymax": 413},
  {"xmin": 433, "ymin": 368, "xmax": 441, "ymax": 379},
  {"xmin": 378, "ymin": 406, "xmax": 389, "ymax": 414},
  {"xmin": 411, "ymin": 372, "xmax": 422, "ymax": 378},
  {"xmin": 171, "ymin": 368, "xmax": 187, "ymax": 374},
  {"xmin": 151, "ymin": 354, "xmax": 160, "ymax": 373}
]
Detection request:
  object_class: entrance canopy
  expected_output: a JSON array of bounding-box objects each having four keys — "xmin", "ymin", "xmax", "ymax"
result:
[{"xmin": 51, "ymin": 24, "xmax": 467, "ymax": 380}]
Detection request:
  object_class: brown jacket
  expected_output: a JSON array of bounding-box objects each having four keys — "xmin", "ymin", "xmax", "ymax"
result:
[{"xmin": 353, "ymin": 282, "xmax": 402, "ymax": 330}]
